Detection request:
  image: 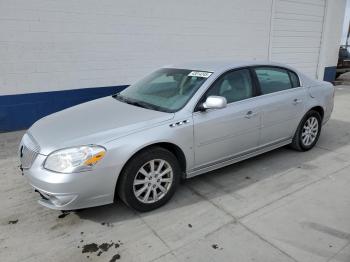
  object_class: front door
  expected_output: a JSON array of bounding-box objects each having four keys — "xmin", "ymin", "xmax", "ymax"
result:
[{"xmin": 192, "ymin": 68, "xmax": 261, "ymax": 168}]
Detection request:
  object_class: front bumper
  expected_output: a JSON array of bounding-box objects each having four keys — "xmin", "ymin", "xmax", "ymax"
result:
[{"xmin": 23, "ymin": 154, "xmax": 119, "ymax": 210}]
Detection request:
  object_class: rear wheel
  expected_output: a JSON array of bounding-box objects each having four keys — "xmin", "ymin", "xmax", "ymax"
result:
[
  {"xmin": 117, "ymin": 147, "xmax": 181, "ymax": 212},
  {"xmin": 291, "ymin": 110, "xmax": 322, "ymax": 151}
]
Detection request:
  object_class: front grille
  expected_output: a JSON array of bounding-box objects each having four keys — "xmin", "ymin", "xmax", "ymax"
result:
[{"xmin": 19, "ymin": 133, "xmax": 40, "ymax": 169}]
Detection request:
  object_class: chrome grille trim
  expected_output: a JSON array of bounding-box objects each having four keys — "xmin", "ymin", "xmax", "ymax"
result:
[
  {"xmin": 22, "ymin": 133, "xmax": 40, "ymax": 152},
  {"xmin": 19, "ymin": 133, "xmax": 40, "ymax": 169}
]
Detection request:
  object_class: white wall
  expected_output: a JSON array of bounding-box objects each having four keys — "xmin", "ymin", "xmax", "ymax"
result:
[
  {"xmin": 0, "ymin": 0, "xmax": 272, "ymax": 95},
  {"xmin": 0, "ymin": 0, "xmax": 346, "ymax": 96},
  {"xmin": 341, "ymin": 0, "xmax": 350, "ymax": 45},
  {"xmin": 317, "ymin": 0, "xmax": 347, "ymax": 79},
  {"xmin": 271, "ymin": 0, "xmax": 326, "ymax": 77}
]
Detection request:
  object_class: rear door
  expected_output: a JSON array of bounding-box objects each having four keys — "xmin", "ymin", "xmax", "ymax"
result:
[{"xmin": 253, "ymin": 66, "xmax": 307, "ymax": 146}]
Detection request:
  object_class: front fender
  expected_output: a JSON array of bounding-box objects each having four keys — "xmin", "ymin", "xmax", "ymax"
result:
[{"xmin": 102, "ymin": 119, "xmax": 194, "ymax": 188}]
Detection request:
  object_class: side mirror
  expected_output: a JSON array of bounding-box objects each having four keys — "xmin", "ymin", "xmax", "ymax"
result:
[{"xmin": 200, "ymin": 96, "xmax": 227, "ymax": 111}]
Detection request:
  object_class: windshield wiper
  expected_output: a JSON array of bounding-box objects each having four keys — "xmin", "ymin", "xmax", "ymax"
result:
[
  {"xmin": 127, "ymin": 100, "xmax": 154, "ymax": 110},
  {"xmin": 112, "ymin": 93, "xmax": 127, "ymax": 102},
  {"xmin": 112, "ymin": 93, "xmax": 154, "ymax": 110}
]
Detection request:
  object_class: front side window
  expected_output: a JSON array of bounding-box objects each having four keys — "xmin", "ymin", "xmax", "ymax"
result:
[
  {"xmin": 255, "ymin": 67, "xmax": 292, "ymax": 95},
  {"xmin": 206, "ymin": 69, "xmax": 253, "ymax": 104},
  {"xmin": 116, "ymin": 68, "xmax": 211, "ymax": 112}
]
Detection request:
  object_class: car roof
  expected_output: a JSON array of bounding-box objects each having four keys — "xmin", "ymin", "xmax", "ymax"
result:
[{"xmin": 165, "ymin": 60, "xmax": 299, "ymax": 74}]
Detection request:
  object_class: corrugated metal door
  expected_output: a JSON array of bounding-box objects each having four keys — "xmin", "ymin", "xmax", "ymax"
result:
[{"xmin": 271, "ymin": 0, "xmax": 326, "ymax": 77}]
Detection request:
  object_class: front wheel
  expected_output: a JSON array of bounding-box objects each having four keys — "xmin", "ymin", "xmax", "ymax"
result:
[
  {"xmin": 291, "ymin": 110, "xmax": 322, "ymax": 151},
  {"xmin": 117, "ymin": 147, "xmax": 181, "ymax": 212}
]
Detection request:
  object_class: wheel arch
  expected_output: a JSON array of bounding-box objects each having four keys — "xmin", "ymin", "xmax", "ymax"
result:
[
  {"xmin": 114, "ymin": 142, "xmax": 187, "ymax": 200},
  {"xmin": 294, "ymin": 105, "xmax": 324, "ymax": 135},
  {"xmin": 291, "ymin": 105, "xmax": 324, "ymax": 151},
  {"xmin": 308, "ymin": 105, "xmax": 324, "ymax": 120}
]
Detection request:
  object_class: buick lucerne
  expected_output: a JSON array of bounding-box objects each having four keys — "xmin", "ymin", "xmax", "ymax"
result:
[{"xmin": 19, "ymin": 61, "xmax": 334, "ymax": 211}]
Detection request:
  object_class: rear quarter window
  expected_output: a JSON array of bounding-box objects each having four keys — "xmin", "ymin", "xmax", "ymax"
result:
[{"xmin": 288, "ymin": 71, "xmax": 300, "ymax": 88}]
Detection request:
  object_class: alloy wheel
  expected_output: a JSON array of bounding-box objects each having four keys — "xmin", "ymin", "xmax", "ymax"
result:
[
  {"xmin": 301, "ymin": 116, "xmax": 319, "ymax": 146},
  {"xmin": 133, "ymin": 159, "xmax": 173, "ymax": 204}
]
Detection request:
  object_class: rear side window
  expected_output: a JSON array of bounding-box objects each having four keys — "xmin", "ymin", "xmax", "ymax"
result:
[
  {"xmin": 289, "ymin": 71, "xmax": 300, "ymax": 88},
  {"xmin": 255, "ymin": 67, "xmax": 292, "ymax": 95}
]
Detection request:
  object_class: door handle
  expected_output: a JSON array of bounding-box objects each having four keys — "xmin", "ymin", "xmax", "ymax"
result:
[
  {"xmin": 293, "ymin": 98, "xmax": 302, "ymax": 105},
  {"xmin": 245, "ymin": 110, "xmax": 258, "ymax": 119}
]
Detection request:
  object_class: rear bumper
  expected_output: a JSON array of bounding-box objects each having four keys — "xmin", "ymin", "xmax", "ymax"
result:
[
  {"xmin": 23, "ymin": 154, "xmax": 120, "ymax": 210},
  {"xmin": 323, "ymin": 103, "xmax": 333, "ymax": 125},
  {"xmin": 323, "ymin": 88, "xmax": 335, "ymax": 125}
]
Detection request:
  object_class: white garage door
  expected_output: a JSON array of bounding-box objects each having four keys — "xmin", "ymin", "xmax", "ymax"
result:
[{"xmin": 271, "ymin": 0, "xmax": 326, "ymax": 77}]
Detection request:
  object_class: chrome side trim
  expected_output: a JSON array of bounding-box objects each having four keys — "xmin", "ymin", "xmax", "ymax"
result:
[
  {"xmin": 186, "ymin": 138, "xmax": 292, "ymax": 178},
  {"xmin": 169, "ymin": 119, "xmax": 190, "ymax": 128}
]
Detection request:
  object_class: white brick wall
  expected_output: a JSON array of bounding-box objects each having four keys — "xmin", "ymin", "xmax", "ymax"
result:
[
  {"xmin": 0, "ymin": 0, "xmax": 345, "ymax": 96},
  {"xmin": 0, "ymin": 0, "xmax": 272, "ymax": 95},
  {"xmin": 317, "ymin": 0, "xmax": 347, "ymax": 79},
  {"xmin": 271, "ymin": 0, "xmax": 326, "ymax": 77}
]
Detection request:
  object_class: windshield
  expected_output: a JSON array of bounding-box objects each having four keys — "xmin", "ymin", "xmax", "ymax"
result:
[{"xmin": 115, "ymin": 68, "xmax": 212, "ymax": 112}]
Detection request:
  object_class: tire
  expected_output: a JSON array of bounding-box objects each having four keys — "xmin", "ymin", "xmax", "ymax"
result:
[
  {"xmin": 290, "ymin": 110, "xmax": 322, "ymax": 151},
  {"xmin": 117, "ymin": 147, "xmax": 181, "ymax": 212}
]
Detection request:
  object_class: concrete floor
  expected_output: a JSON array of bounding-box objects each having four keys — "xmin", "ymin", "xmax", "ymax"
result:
[{"xmin": 1, "ymin": 86, "xmax": 350, "ymax": 262}]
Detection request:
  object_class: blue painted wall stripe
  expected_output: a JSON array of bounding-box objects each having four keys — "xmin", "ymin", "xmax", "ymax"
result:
[
  {"xmin": 0, "ymin": 85, "xmax": 128, "ymax": 132},
  {"xmin": 323, "ymin": 66, "xmax": 337, "ymax": 82},
  {"xmin": 0, "ymin": 65, "xmax": 338, "ymax": 132}
]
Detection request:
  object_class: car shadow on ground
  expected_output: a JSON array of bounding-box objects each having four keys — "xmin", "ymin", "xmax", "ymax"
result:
[{"xmin": 75, "ymin": 118, "xmax": 350, "ymax": 224}]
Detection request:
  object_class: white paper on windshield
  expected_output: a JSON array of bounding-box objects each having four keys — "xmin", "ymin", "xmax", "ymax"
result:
[{"xmin": 188, "ymin": 71, "xmax": 212, "ymax": 78}]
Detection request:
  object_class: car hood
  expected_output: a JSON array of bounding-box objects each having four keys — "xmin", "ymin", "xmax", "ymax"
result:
[{"xmin": 28, "ymin": 96, "xmax": 174, "ymax": 155}]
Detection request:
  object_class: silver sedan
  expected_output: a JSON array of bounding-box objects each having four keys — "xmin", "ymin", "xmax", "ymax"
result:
[{"xmin": 19, "ymin": 61, "xmax": 334, "ymax": 211}]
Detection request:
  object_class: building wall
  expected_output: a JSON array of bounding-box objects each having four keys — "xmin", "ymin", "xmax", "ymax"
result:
[
  {"xmin": 0, "ymin": 0, "xmax": 273, "ymax": 96},
  {"xmin": 0, "ymin": 0, "xmax": 346, "ymax": 131},
  {"xmin": 317, "ymin": 0, "xmax": 347, "ymax": 81},
  {"xmin": 340, "ymin": 0, "xmax": 350, "ymax": 45},
  {"xmin": 270, "ymin": 0, "xmax": 326, "ymax": 77}
]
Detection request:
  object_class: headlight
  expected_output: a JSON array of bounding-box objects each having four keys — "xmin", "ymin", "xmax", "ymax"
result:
[{"xmin": 44, "ymin": 145, "xmax": 106, "ymax": 173}]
